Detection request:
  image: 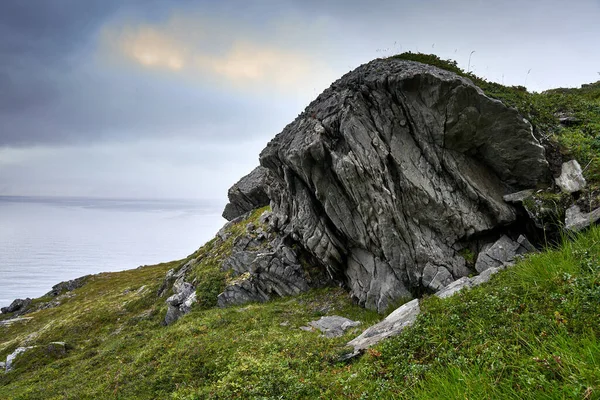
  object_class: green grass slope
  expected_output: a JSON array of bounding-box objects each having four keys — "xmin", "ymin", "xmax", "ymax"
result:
[{"xmin": 2, "ymin": 220, "xmax": 600, "ymax": 399}]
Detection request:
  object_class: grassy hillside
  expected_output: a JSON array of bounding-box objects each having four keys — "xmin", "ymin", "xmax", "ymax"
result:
[
  {"xmin": 2, "ymin": 218, "xmax": 600, "ymax": 399},
  {"xmin": 2, "ymin": 55, "xmax": 600, "ymax": 399}
]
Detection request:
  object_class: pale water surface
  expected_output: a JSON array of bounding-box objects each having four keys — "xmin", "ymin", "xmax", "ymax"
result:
[{"xmin": 0, "ymin": 196, "xmax": 226, "ymax": 307}]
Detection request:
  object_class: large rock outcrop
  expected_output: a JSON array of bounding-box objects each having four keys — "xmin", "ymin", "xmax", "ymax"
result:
[
  {"xmin": 260, "ymin": 58, "xmax": 550, "ymax": 312},
  {"xmin": 222, "ymin": 166, "xmax": 272, "ymax": 221}
]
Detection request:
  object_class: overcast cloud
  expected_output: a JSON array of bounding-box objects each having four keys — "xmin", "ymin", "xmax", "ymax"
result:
[{"xmin": 1, "ymin": 0, "xmax": 599, "ymax": 200}]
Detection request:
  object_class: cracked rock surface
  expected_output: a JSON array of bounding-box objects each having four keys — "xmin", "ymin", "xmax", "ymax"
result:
[
  {"xmin": 217, "ymin": 212, "xmax": 327, "ymax": 307},
  {"xmin": 222, "ymin": 166, "xmax": 272, "ymax": 221},
  {"xmin": 260, "ymin": 58, "xmax": 549, "ymax": 312}
]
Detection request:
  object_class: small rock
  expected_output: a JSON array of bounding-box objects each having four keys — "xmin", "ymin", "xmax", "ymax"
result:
[
  {"xmin": 46, "ymin": 342, "xmax": 67, "ymax": 357},
  {"xmin": 470, "ymin": 266, "xmax": 505, "ymax": 286},
  {"xmin": 348, "ymin": 299, "xmax": 420, "ymax": 352},
  {"xmin": 475, "ymin": 235, "xmax": 523, "ymax": 273},
  {"xmin": 45, "ymin": 276, "xmax": 89, "ymax": 297},
  {"xmin": 555, "ymin": 160, "xmax": 586, "ymax": 193},
  {"xmin": 258, "ymin": 210, "xmax": 272, "ymax": 225},
  {"xmin": 307, "ymin": 316, "xmax": 361, "ymax": 338},
  {"xmin": 246, "ymin": 222, "xmax": 256, "ymax": 232},
  {"xmin": 0, "ymin": 361, "xmax": 5, "ymax": 371},
  {"xmin": 280, "ymin": 321, "xmax": 289, "ymax": 327},
  {"xmin": 5, "ymin": 347, "xmax": 34, "ymax": 372},
  {"xmin": 517, "ymin": 235, "xmax": 536, "ymax": 253},
  {"xmin": 435, "ymin": 277, "xmax": 472, "ymax": 299},
  {"xmin": 503, "ymin": 189, "xmax": 534, "ymax": 204},
  {"xmin": 565, "ymin": 205, "xmax": 600, "ymax": 231}
]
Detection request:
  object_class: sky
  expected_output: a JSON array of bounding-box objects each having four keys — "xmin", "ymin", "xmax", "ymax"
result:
[{"xmin": 1, "ymin": 0, "xmax": 599, "ymax": 202}]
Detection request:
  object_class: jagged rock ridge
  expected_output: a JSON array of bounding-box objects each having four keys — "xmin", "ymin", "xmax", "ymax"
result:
[{"xmin": 258, "ymin": 58, "xmax": 550, "ymax": 312}]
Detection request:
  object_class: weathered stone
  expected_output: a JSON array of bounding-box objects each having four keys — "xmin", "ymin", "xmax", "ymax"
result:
[
  {"xmin": 222, "ymin": 166, "xmax": 272, "ymax": 221},
  {"xmin": 503, "ymin": 189, "xmax": 534, "ymax": 204},
  {"xmin": 44, "ymin": 276, "xmax": 90, "ymax": 297},
  {"xmin": 475, "ymin": 235, "xmax": 522, "ymax": 273},
  {"xmin": 517, "ymin": 235, "xmax": 536, "ymax": 253},
  {"xmin": 162, "ymin": 263, "xmax": 198, "ymax": 325},
  {"xmin": 351, "ymin": 242, "xmax": 528, "ymax": 352},
  {"xmin": 435, "ymin": 276, "xmax": 472, "ymax": 299},
  {"xmin": 5, "ymin": 347, "xmax": 34, "ymax": 372},
  {"xmin": 348, "ymin": 299, "xmax": 420, "ymax": 352},
  {"xmin": 306, "ymin": 316, "xmax": 361, "ymax": 338},
  {"xmin": 45, "ymin": 342, "xmax": 67, "ymax": 357},
  {"xmin": 216, "ymin": 216, "xmax": 328, "ymax": 308},
  {"xmin": 0, "ymin": 362, "xmax": 4, "ymax": 371},
  {"xmin": 260, "ymin": 58, "xmax": 549, "ymax": 312},
  {"xmin": 555, "ymin": 160, "xmax": 586, "ymax": 193},
  {"xmin": 565, "ymin": 205, "xmax": 600, "ymax": 231}
]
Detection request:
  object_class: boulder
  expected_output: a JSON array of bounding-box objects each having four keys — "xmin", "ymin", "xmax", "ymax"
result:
[
  {"xmin": 44, "ymin": 276, "xmax": 90, "ymax": 297},
  {"xmin": 304, "ymin": 316, "xmax": 361, "ymax": 338},
  {"xmin": 45, "ymin": 342, "xmax": 67, "ymax": 357},
  {"xmin": 217, "ymin": 231, "xmax": 324, "ymax": 308},
  {"xmin": 222, "ymin": 166, "xmax": 272, "ymax": 221},
  {"xmin": 162, "ymin": 262, "xmax": 198, "ymax": 325},
  {"xmin": 565, "ymin": 205, "xmax": 600, "ymax": 231},
  {"xmin": 555, "ymin": 160, "xmax": 586, "ymax": 193},
  {"xmin": 0, "ymin": 298, "xmax": 32, "ymax": 315},
  {"xmin": 348, "ymin": 299, "xmax": 420, "ymax": 352},
  {"xmin": 475, "ymin": 235, "xmax": 533, "ymax": 273},
  {"xmin": 260, "ymin": 58, "xmax": 549, "ymax": 312}
]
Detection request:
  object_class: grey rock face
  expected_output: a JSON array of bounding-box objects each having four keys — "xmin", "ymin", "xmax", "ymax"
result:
[
  {"xmin": 556, "ymin": 160, "xmax": 586, "ymax": 193},
  {"xmin": 217, "ymin": 229, "xmax": 319, "ymax": 308},
  {"xmin": 348, "ymin": 299, "xmax": 420, "ymax": 352},
  {"xmin": 162, "ymin": 261, "xmax": 198, "ymax": 325},
  {"xmin": 565, "ymin": 205, "xmax": 600, "ymax": 231},
  {"xmin": 304, "ymin": 316, "xmax": 361, "ymax": 338},
  {"xmin": 222, "ymin": 166, "xmax": 272, "ymax": 221},
  {"xmin": 46, "ymin": 342, "xmax": 67, "ymax": 357},
  {"xmin": 260, "ymin": 58, "xmax": 549, "ymax": 312},
  {"xmin": 349, "ymin": 237, "xmax": 534, "ymax": 353},
  {"xmin": 45, "ymin": 276, "xmax": 90, "ymax": 297},
  {"xmin": 1, "ymin": 298, "xmax": 32, "ymax": 315},
  {"xmin": 475, "ymin": 235, "xmax": 533, "ymax": 273}
]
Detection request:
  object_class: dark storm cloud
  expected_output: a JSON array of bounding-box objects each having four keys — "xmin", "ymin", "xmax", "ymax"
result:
[
  {"xmin": 0, "ymin": 0, "xmax": 251, "ymax": 146},
  {"xmin": 0, "ymin": 0, "xmax": 119, "ymax": 109}
]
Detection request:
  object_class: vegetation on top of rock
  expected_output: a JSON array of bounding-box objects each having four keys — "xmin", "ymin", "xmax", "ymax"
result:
[{"xmin": 394, "ymin": 52, "xmax": 600, "ymax": 189}]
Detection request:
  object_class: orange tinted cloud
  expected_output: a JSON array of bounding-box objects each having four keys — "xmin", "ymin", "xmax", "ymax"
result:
[{"xmin": 100, "ymin": 13, "xmax": 335, "ymax": 93}]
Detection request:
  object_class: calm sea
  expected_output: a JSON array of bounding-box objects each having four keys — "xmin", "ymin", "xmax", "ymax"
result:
[{"xmin": 0, "ymin": 196, "xmax": 226, "ymax": 308}]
